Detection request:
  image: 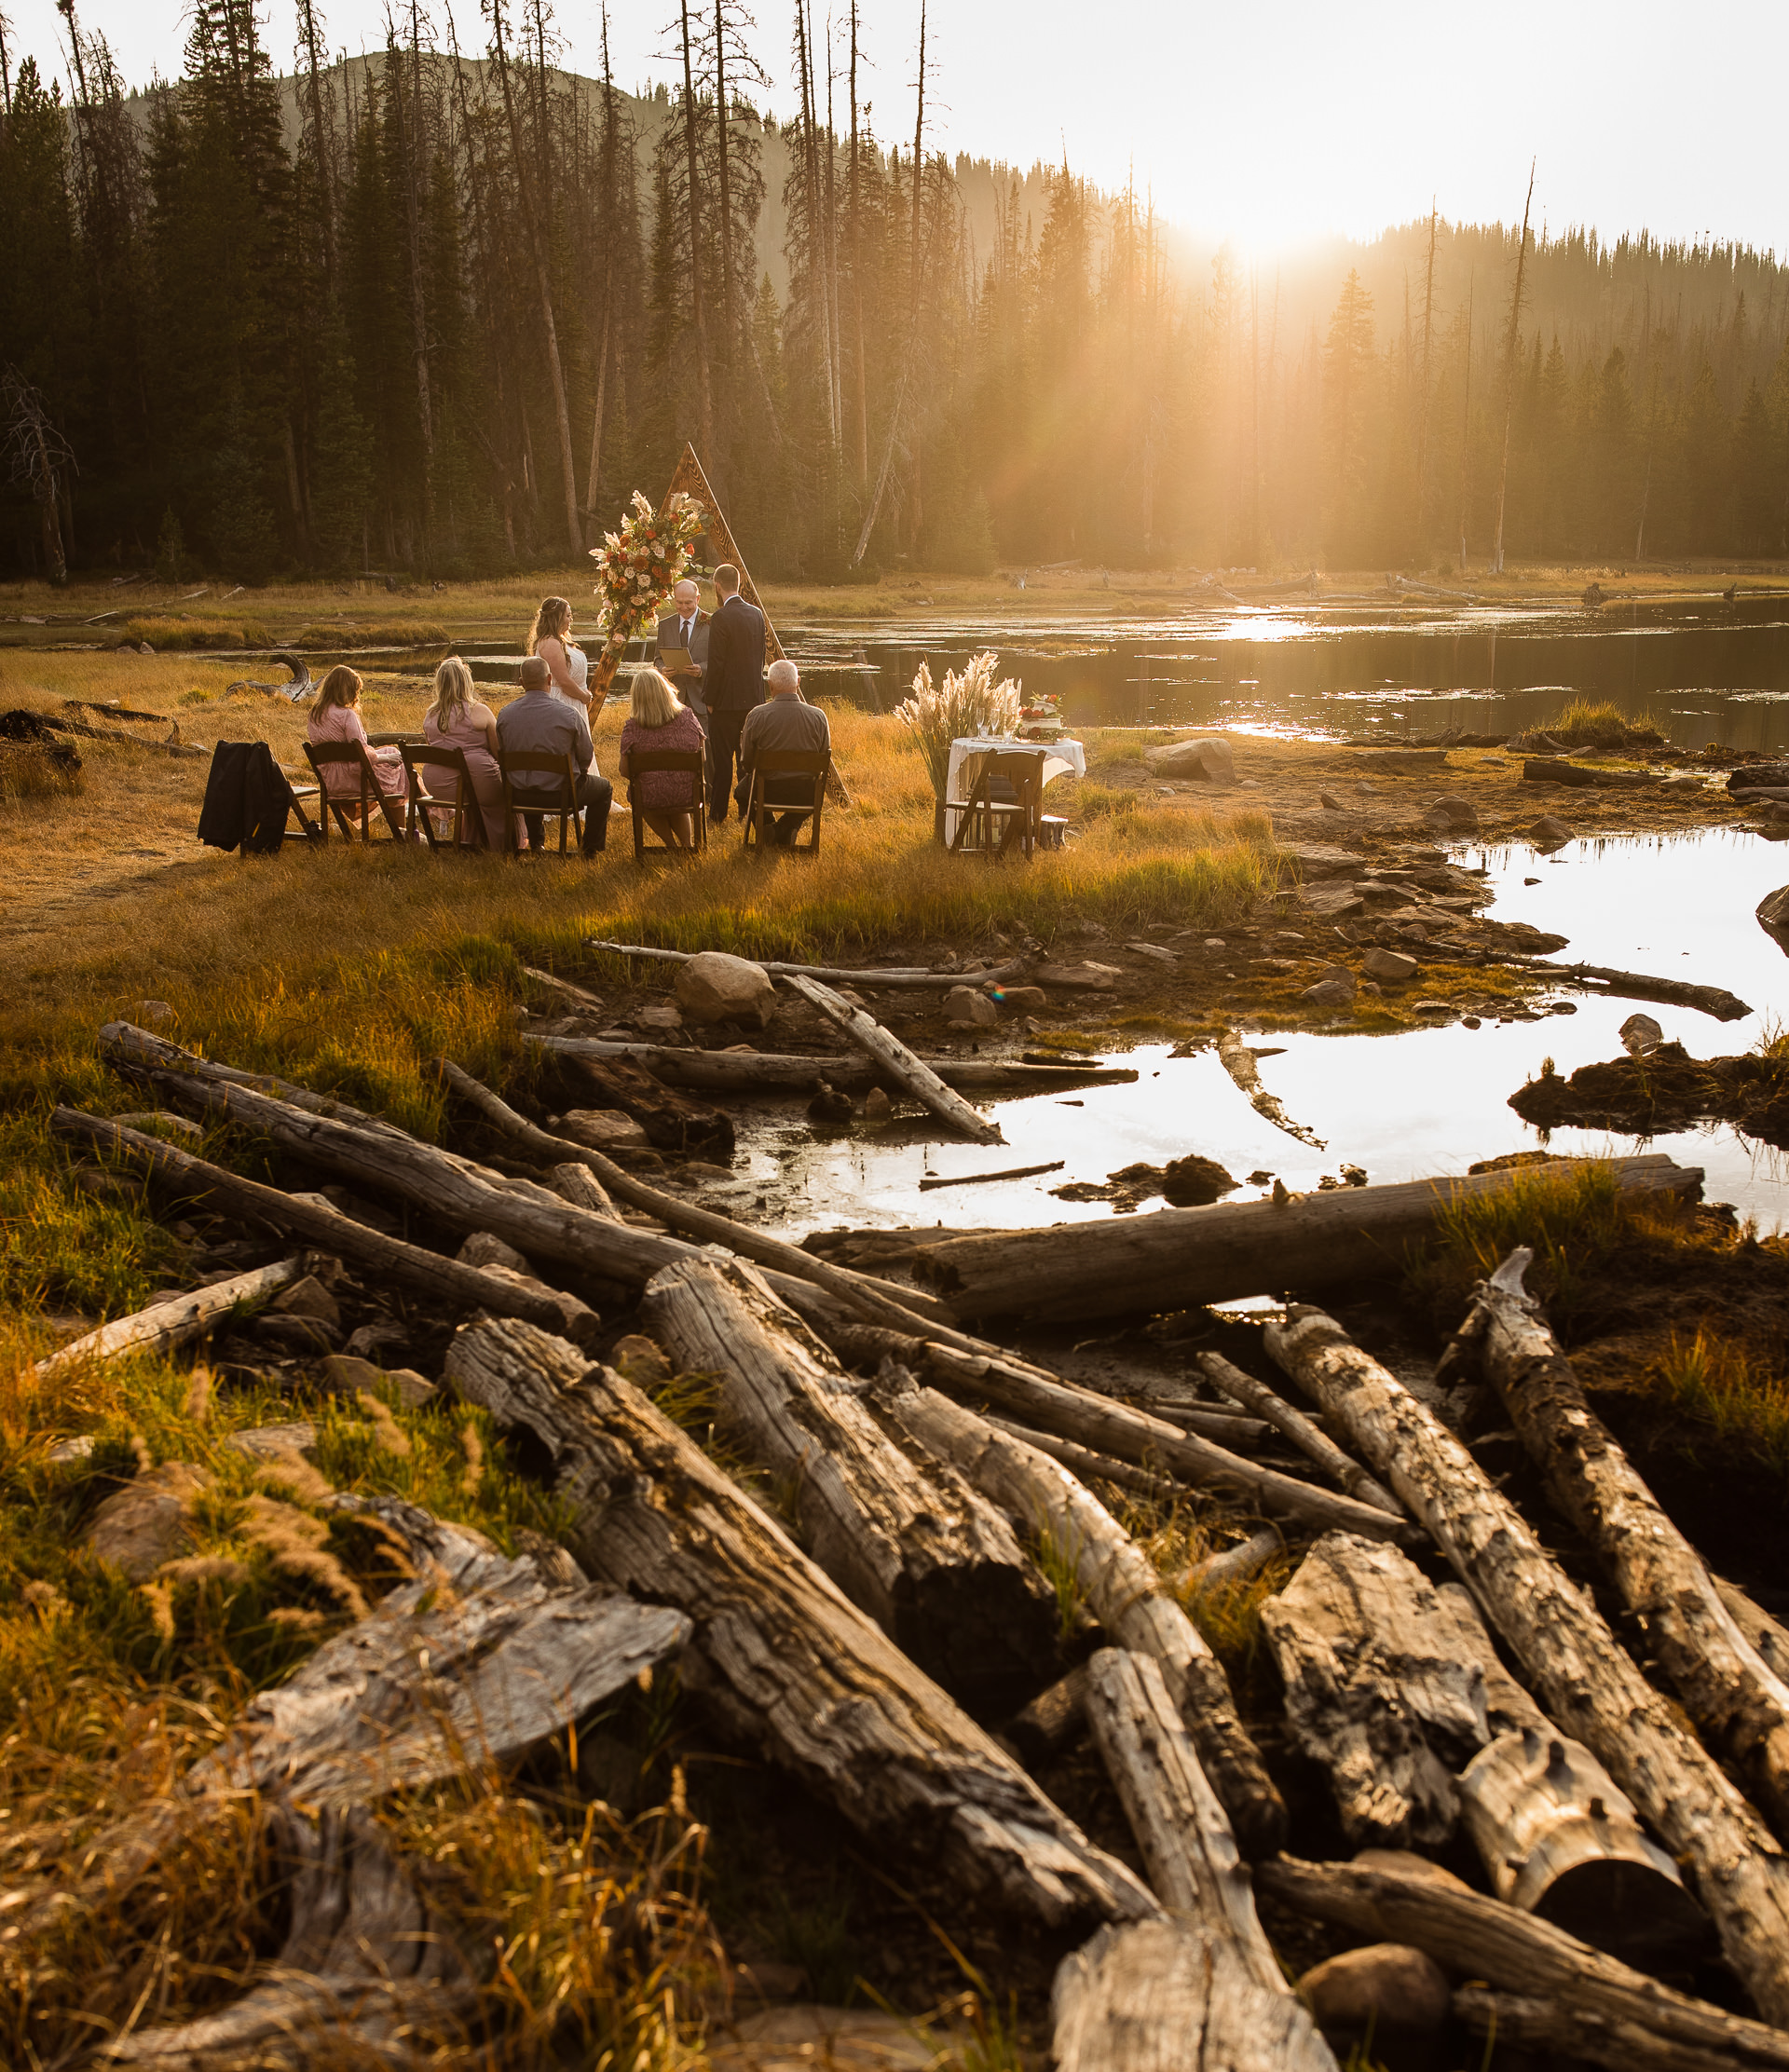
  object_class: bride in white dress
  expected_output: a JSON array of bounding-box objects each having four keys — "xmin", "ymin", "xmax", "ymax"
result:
[{"xmin": 526, "ymin": 595, "xmax": 592, "ymax": 713}]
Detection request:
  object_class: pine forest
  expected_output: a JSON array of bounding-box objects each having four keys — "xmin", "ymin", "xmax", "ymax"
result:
[{"xmin": 4, "ymin": 0, "xmax": 1788, "ymax": 587}]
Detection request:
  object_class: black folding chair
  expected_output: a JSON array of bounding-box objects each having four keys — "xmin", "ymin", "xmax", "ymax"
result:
[
  {"xmin": 303, "ymin": 740, "xmax": 418, "ymax": 844},
  {"xmin": 401, "ymin": 742, "xmax": 490, "ymax": 852},
  {"xmin": 498, "ymin": 747, "xmax": 583, "ymax": 856},
  {"xmin": 627, "ymin": 749, "xmax": 707, "ymax": 860},
  {"xmin": 742, "ymin": 750, "xmax": 829, "ymax": 854}
]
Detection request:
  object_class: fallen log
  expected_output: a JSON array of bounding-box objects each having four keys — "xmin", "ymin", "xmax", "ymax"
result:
[
  {"xmin": 1195, "ymin": 1350, "xmax": 1402, "ymax": 1516},
  {"xmin": 34, "ymin": 1255, "xmax": 302, "ymax": 1378},
  {"xmin": 1260, "ymin": 1853, "xmax": 1789, "ymax": 2072},
  {"xmin": 520, "ymin": 963, "xmax": 607, "ymax": 1015},
  {"xmin": 440, "ymin": 1316, "xmax": 1157, "ymax": 1930},
  {"xmin": 106, "ymin": 1804, "xmax": 475, "ymax": 2067},
  {"xmin": 586, "ymin": 938, "xmax": 1030, "ymax": 989},
  {"xmin": 1458, "ymin": 1248, "xmax": 1789, "ymax": 1839},
  {"xmin": 1184, "ymin": 1525, "xmax": 1283, "ymax": 1598},
  {"xmin": 529, "ymin": 1031, "xmax": 1139, "ymax": 1093},
  {"xmin": 1217, "ymin": 1028, "xmax": 1326, "ymax": 1148},
  {"xmin": 638, "ymin": 1258, "xmax": 1056, "ymax": 1704},
  {"xmin": 547, "ymin": 1160, "xmax": 621, "ymax": 1220},
  {"xmin": 1404, "ymin": 940, "xmax": 1752, "ymax": 1021},
  {"xmin": 1523, "ymin": 756, "xmax": 1661, "ymax": 789},
  {"xmin": 436, "ymin": 1056, "xmax": 955, "ymax": 1329},
  {"xmin": 1719, "ymin": 1577, "xmax": 1789, "ymax": 1684},
  {"xmin": 836, "ymin": 1328, "xmax": 1417, "ymax": 1545},
  {"xmin": 558, "ymin": 1050, "xmax": 735, "ymax": 1159},
  {"xmin": 1053, "ymin": 1915, "xmax": 1337, "ymax": 2072},
  {"xmin": 1259, "ymin": 1531, "xmax": 1701, "ymax": 1959},
  {"xmin": 1009, "ymin": 1664, "xmax": 1092, "ymax": 1762},
  {"xmin": 909, "ymin": 1153, "xmax": 1703, "ymax": 1320},
  {"xmin": 1083, "ymin": 1649, "xmax": 1286, "ymax": 1986},
  {"xmin": 1263, "ymin": 1306, "xmax": 1789, "ymax": 2024},
  {"xmin": 982, "ymin": 1415, "xmax": 1184, "ymax": 1503},
  {"xmin": 918, "ymin": 1159, "xmax": 1064, "ymax": 1191},
  {"xmin": 870, "ymin": 1370, "xmax": 1287, "ymax": 1858},
  {"xmin": 50, "ymin": 1110, "xmax": 602, "ymax": 1343},
  {"xmin": 781, "ymin": 973, "xmax": 1003, "ymax": 1145}
]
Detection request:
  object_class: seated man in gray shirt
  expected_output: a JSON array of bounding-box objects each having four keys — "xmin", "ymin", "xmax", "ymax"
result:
[
  {"xmin": 497, "ymin": 654, "xmax": 613, "ymax": 854},
  {"xmin": 734, "ymin": 659, "xmax": 830, "ymax": 843}
]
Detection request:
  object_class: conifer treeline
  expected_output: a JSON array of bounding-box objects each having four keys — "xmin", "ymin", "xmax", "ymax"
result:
[{"xmin": 2, "ymin": 0, "xmax": 1786, "ymax": 585}]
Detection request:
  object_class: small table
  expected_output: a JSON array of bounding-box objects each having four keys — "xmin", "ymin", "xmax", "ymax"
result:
[{"xmin": 944, "ymin": 736, "xmax": 1086, "ymax": 849}]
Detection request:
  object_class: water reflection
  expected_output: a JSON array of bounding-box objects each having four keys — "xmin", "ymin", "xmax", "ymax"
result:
[
  {"xmin": 784, "ymin": 602, "xmax": 1789, "ymax": 751},
  {"xmin": 736, "ymin": 827, "xmax": 1789, "ymax": 1240}
]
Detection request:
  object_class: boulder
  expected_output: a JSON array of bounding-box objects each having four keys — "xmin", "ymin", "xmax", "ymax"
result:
[
  {"xmin": 1619, "ymin": 1011, "xmax": 1666, "ymax": 1056},
  {"xmin": 1143, "ymin": 735, "xmax": 1236, "ymax": 783},
  {"xmin": 457, "ymin": 1230, "xmax": 532, "ymax": 1275},
  {"xmin": 1291, "ymin": 844, "xmax": 1367, "ymax": 878},
  {"xmin": 85, "ymin": 1462, "xmax": 208, "ymax": 1581},
  {"xmin": 994, "ymin": 985, "xmax": 1046, "ymax": 1012},
  {"xmin": 863, "ymin": 1087, "xmax": 894, "ymax": 1123},
  {"xmin": 944, "ymin": 984, "xmax": 997, "ymax": 1026},
  {"xmin": 610, "ymin": 1334, "xmax": 670, "ymax": 1388},
  {"xmin": 1161, "ymin": 1154, "xmax": 1236, "ymax": 1206},
  {"xmin": 1296, "ymin": 1942, "xmax": 1450, "ymax": 2072},
  {"xmin": 1759, "ymin": 883, "xmax": 1789, "ymax": 956},
  {"xmin": 1530, "ymin": 811, "xmax": 1574, "ymax": 845},
  {"xmin": 635, "ymin": 1003, "xmax": 685, "ymax": 1031},
  {"xmin": 1424, "ymin": 793, "xmax": 1481, "ymax": 834},
  {"xmin": 1302, "ymin": 977, "xmax": 1356, "ymax": 1010},
  {"xmin": 1361, "ymin": 947, "xmax": 1418, "ymax": 982},
  {"xmin": 271, "ymin": 1275, "xmax": 342, "ymax": 1332},
  {"xmin": 674, "ymin": 951, "xmax": 777, "ymax": 1029},
  {"xmin": 227, "ymin": 1424, "xmax": 318, "ymax": 1461},
  {"xmin": 556, "ymin": 1108, "xmax": 651, "ymax": 1152},
  {"xmin": 1031, "ymin": 961, "xmax": 1120, "ymax": 990}
]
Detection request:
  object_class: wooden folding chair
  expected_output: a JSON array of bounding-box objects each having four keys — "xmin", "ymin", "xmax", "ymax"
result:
[
  {"xmin": 742, "ymin": 750, "xmax": 829, "ymax": 854},
  {"xmin": 946, "ymin": 749, "xmax": 1044, "ymax": 860},
  {"xmin": 401, "ymin": 743, "xmax": 489, "ymax": 852},
  {"xmin": 279, "ymin": 767, "xmax": 325, "ymax": 845},
  {"xmin": 498, "ymin": 748, "xmax": 583, "ymax": 856},
  {"xmin": 627, "ymin": 750, "xmax": 707, "ymax": 860},
  {"xmin": 303, "ymin": 740, "xmax": 416, "ymax": 844}
]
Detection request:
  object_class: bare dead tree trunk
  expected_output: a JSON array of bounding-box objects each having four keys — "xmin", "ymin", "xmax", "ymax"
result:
[
  {"xmin": 404, "ymin": 0, "xmax": 433, "ymax": 459},
  {"xmin": 849, "ymin": 0, "xmax": 867, "ymax": 485},
  {"xmin": 1414, "ymin": 200, "xmax": 1437, "ymax": 544},
  {"xmin": 486, "ymin": 0, "xmax": 583, "ymax": 555},
  {"xmin": 1458, "ymin": 276, "xmax": 1474, "ymax": 573},
  {"xmin": 678, "ymin": 0, "xmax": 716, "ymax": 465},
  {"xmin": 1489, "ymin": 164, "xmax": 1535, "ymax": 576}
]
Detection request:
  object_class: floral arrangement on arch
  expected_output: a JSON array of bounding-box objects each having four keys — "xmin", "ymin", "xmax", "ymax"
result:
[{"xmin": 588, "ymin": 489, "xmax": 707, "ymax": 681}]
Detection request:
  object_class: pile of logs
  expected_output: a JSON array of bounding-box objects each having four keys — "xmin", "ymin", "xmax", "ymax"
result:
[{"xmin": 16, "ymin": 1019, "xmax": 1789, "ymax": 2069}]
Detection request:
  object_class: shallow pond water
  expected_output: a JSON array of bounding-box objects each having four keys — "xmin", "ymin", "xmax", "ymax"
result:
[
  {"xmin": 784, "ymin": 600, "xmax": 1789, "ymax": 750},
  {"xmin": 729, "ymin": 826, "xmax": 1789, "ymax": 1241}
]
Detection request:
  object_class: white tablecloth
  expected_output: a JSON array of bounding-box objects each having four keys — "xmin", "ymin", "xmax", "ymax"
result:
[{"xmin": 944, "ymin": 736, "xmax": 1086, "ymax": 847}]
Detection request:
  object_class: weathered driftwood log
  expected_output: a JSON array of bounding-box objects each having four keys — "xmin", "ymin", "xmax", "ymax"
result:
[
  {"xmin": 104, "ymin": 1804, "xmax": 476, "ymax": 2067},
  {"xmin": 520, "ymin": 962, "xmax": 607, "ymax": 1015},
  {"xmin": 1263, "ymin": 1307, "xmax": 1789, "ymax": 2024},
  {"xmin": 1452, "ymin": 1984, "xmax": 1780, "ymax": 2072},
  {"xmin": 1184, "ymin": 1525, "xmax": 1284, "ymax": 1599},
  {"xmin": 1405, "ymin": 940, "xmax": 1753, "ymax": 1022},
  {"xmin": 638, "ymin": 1259, "xmax": 1056, "ymax": 1702},
  {"xmin": 0, "ymin": 1500, "xmax": 685, "ymax": 1953},
  {"xmin": 981, "ymin": 1415, "xmax": 1183, "ymax": 1503},
  {"xmin": 1259, "ymin": 1532, "xmax": 1700, "ymax": 1958},
  {"xmin": 1720, "ymin": 1577, "xmax": 1789, "ymax": 1683},
  {"xmin": 1459, "ymin": 1248, "xmax": 1789, "ymax": 1839},
  {"xmin": 781, "ymin": 973, "xmax": 1003, "ymax": 1144},
  {"xmin": 437, "ymin": 1056, "xmax": 953, "ymax": 1329},
  {"xmin": 1083, "ymin": 1649, "xmax": 1284, "ymax": 1988},
  {"xmin": 910, "ymin": 1154, "xmax": 1703, "ymax": 1320},
  {"xmin": 1196, "ymin": 1349, "xmax": 1401, "ymax": 1516},
  {"xmin": 1009, "ymin": 1663, "xmax": 1091, "ymax": 1762},
  {"xmin": 559, "ymin": 1050, "xmax": 736, "ymax": 1159},
  {"xmin": 1216, "ymin": 1027, "xmax": 1326, "ymax": 1148},
  {"xmin": 903, "ymin": 1336, "xmax": 1417, "ymax": 1546},
  {"xmin": 585, "ymin": 938, "xmax": 1030, "ymax": 989},
  {"xmin": 440, "ymin": 1317, "xmax": 1156, "ymax": 1929},
  {"xmin": 870, "ymin": 1370, "xmax": 1287, "ymax": 1858},
  {"xmin": 34, "ymin": 1254, "xmax": 302, "ymax": 1378},
  {"xmin": 50, "ymin": 1110, "xmax": 599, "ymax": 1341},
  {"xmin": 547, "ymin": 1159, "xmax": 621, "ymax": 1220},
  {"xmin": 530, "ymin": 1031, "xmax": 1140, "ymax": 1093},
  {"xmin": 1260, "ymin": 1853, "xmax": 1789, "ymax": 2072},
  {"xmin": 1053, "ymin": 1915, "xmax": 1338, "ymax": 2072}
]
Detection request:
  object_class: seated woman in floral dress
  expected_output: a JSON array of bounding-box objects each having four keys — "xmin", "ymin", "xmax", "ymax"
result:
[
  {"xmin": 616, "ymin": 667, "xmax": 706, "ymax": 850},
  {"xmin": 306, "ymin": 665, "xmax": 406, "ymax": 828}
]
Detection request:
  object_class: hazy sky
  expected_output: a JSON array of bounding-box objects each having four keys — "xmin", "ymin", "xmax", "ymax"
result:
[{"xmin": 7, "ymin": 0, "xmax": 1783, "ymax": 257}]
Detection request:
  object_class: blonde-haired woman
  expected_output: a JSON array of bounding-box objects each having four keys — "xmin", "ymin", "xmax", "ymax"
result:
[
  {"xmin": 526, "ymin": 595, "xmax": 592, "ymax": 712},
  {"xmin": 423, "ymin": 655, "xmax": 508, "ymax": 850},
  {"xmin": 307, "ymin": 664, "xmax": 406, "ymax": 827},
  {"xmin": 617, "ymin": 666, "xmax": 706, "ymax": 850}
]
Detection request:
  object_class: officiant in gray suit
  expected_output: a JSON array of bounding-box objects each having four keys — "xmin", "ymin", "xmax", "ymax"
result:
[{"xmin": 655, "ymin": 578, "xmax": 711, "ymax": 721}]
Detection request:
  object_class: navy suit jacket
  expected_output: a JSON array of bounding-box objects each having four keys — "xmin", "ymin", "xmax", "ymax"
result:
[{"xmin": 703, "ymin": 593, "xmax": 768, "ymax": 712}]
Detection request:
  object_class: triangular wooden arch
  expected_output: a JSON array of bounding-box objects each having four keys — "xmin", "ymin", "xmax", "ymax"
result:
[{"xmin": 661, "ymin": 444, "xmax": 785, "ymax": 662}]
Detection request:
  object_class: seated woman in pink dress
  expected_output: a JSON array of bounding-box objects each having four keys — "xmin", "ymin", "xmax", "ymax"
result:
[
  {"xmin": 617, "ymin": 667, "xmax": 706, "ymax": 850},
  {"xmin": 306, "ymin": 665, "xmax": 406, "ymax": 827},
  {"xmin": 422, "ymin": 655, "xmax": 509, "ymax": 850}
]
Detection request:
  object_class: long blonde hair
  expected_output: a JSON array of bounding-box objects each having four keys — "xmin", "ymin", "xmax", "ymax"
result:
[
  {"xmin": 526, "ymin": 595, "xmax": 571, "ymax": 654},
  {"xmin": 628, "ymin": 667, "xmax": 684, "ymax": 729},
  {"xmin": 311, "ymin": 664, "xmax": 363, "ymax": 724},
  {"xmin": 429, "ymin": 654, "xmax": 475, "ymax": 727}
]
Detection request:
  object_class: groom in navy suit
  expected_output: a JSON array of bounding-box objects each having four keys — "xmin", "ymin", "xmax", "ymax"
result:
[{"xmin": 701, "ymin": 562, "xmax": 767, "ymax": 821}]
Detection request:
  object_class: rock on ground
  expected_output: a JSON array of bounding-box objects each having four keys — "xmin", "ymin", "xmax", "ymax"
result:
[
  {"xmin": 1143, "ymin": 736, "xmax": 1236, "ymax": 783},
  {"xmin": 1296, "ymin": 1942, "xmax": 1450, "ymax": 2072},
  {"xmin": 1530, "ymin": 812, "xmax": 1574, "ymax": 844},
  {"xmin": 1759, "ymin": 883, "xmax": 1789, "ymax": 955},
  {"xmin": 1302, "ymin": 978, "xmax": 1356, "ymax": 1008},
  {"xmin": 1424, "ymin": 794, "xmax": 1481, "ymax": 834},
  {"xmin": 84, "ymin": 1462, "xmax": 208, "ymax": 1580},
  {"xmin": 675, "ymin": 951, "xmax": 777, "ymax": 1028},
  {"xmin": 556, "ymin": 1109, "xmax": 650, "ymax": 1152},
  {"xmin": 457, "ymin": 1231, "xmax": 531, "ymax": 1274},
  {"xmin": 944, "ymin": 984, "xmax": 997, "ymax": 1025},
  {"xmin": 1361, "ymin": 947, "xmax": 1418, "ymax": 982}
]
